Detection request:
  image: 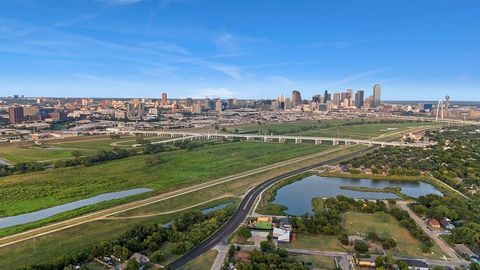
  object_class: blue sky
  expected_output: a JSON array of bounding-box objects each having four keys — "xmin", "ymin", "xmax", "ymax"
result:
[{"xmin": 0, "ymin": 0, "xmax": 479, "ymax": 100}]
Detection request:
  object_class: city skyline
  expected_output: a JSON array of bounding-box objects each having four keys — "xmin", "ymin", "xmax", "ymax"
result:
[{"xmin": 0, "ymin": 1, "xmax": 479, "ymax": 100}]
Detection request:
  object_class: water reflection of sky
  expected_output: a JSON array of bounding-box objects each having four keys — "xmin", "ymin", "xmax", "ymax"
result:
[
  {"xmin": 273, "ymin": 175, "xmax": 442, "ymax": 216},
  {"xmin": 0, "ymin": 188, "xmax": 153, "ymax": 229}
]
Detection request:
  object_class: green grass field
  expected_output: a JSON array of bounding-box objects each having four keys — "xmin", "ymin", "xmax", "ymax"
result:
[
  {"xmin": 0, "ymin": 145, "xmax": 97, "ymax": 163},
  {"xmin": 0, "ymin": 136, "xmax": 170, "ymax": 164},
  {"xmin": 296, "ymin": 122, "xmax": 437, "ymax": 139},
  {"xmin": 178, "ymin": 250, "xmax": 218, "ymax": 270},
  {"xmin": 0, "ymin": 141, "xmax": 332, "ymax": 217},
  {"xmin": 282, "ymin": 211, "xmax": 445, "ymax": 260},
  {"xmin": 227, "ymin": 120, "xmax": 438, "ymax": 140},
  {"xmin": 292, "ymin": 254, "xmax": 337, "ymax": 269},
  {"xmin": 281, "ymin": 233, "xmax": 345, "ymax": 252},
  {"xmin": 343, "ymin": 212, "xmax": 445, "ymax": 259}
]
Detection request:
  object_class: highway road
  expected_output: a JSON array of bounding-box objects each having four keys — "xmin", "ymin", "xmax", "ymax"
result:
[{"xmin": 167, "ymin": 147, "xmax": 373, "ymax": 269}]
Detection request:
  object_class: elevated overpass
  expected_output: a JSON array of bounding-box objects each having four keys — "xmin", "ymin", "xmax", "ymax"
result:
[{"xmin": 115, "ymin": 130, "xmax": 435, "ymax": 148}]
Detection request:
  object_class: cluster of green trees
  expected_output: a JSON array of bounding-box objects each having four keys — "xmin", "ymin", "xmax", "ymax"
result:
[
  {"xmin": 374, "ymin": 255, "xmax": 410, "ymax": 270},
  {"xmin": 54, "ymin": 148, "xmax": 138, "ymax": 168},
  {"xmin": 293, "ymin": 196, "xmax": 390, "ymax": 236},
  {"xmin": 290, "ymin": 195, "xmax": 432, "ymax": 254},
  {"xmin": 0, "ymin": 162, "xmax": 45, "ymax": 177},
  {"xmin": 225, "ymin": 240, "xmax": 309, "ymax": 270},
  {"xmin": 342, "ymin": 126, "xmax": 480, "ymax": 193},
  {"xmin": 414, "ymin": 194, "xmax": 480, "ymax": 249},
  {"xmin": 18, "ymin": 206, "xmax": 234, "ymax": 270},
  {"xmin": 389, "ymin": 207, "xmax": 433, "ymax": 251}
]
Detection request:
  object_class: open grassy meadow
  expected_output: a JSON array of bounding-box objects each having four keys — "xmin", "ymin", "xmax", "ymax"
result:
[
  {"xmin": 292, "ymin": 254, "xmax": 337, "ymax": 269},
  {"xmin": 296, "ymin": 122, "xmax": 438, "ymax": 139},
  {"xmin": 0, "ymin": 135, "xmax": 171, "ymax": 163},
  {"xmin": 178, "ymin": 250, "xmax": 218, "ymax": 270},
  {"xmin": 343, "ymin": 211, "xmax": 445, "ymax": 259},
  {"xmin": 0, "ymin": 141, "xmax": 332, "ymax": 217},
  {"xmin": 281, "ymin": 233, "xmax": 346, "ymax": 252},
  {"xmin": 227, "ymin": 120, "xmax": 438, "ymax": 139}
]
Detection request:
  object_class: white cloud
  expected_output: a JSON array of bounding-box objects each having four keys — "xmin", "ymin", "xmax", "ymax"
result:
[
  {"xmin": 140, "ymin": 41, "xmax": 189, "ymax": 55},
  {"xmin": 326, "ymin": 69, "xmax": 387, "ymax": 87}
]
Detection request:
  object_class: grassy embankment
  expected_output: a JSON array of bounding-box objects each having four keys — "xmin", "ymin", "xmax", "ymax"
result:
[
  {"xmin": 0, "ymin": 141, "xmax": 332, "ymax": 218},
  {"xmin": 338, "ymin": 186, "xmax": 411, "ymax": 200},
  {"xmin": 178, "ymin": 250, "xmax": 218, "ymax": 270},
  {"xmin": 0, "ymin": 144, "xmax": 365, "ymax": 268}
]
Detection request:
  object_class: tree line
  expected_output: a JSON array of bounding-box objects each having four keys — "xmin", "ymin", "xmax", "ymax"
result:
[{"xmin": 18, "ymin": 205, "xmax": 235, "ymax": 270}]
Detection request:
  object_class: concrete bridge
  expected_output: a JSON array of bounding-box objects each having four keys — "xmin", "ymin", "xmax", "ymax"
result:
[{"xmin": 115, "ymin": 130, "xmax": 435, "ymax": 148}]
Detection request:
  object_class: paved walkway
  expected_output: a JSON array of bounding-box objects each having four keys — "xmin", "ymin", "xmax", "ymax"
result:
[{"xmin": 211, "ymin": 244, "xmax": 229, "ymax": 270}]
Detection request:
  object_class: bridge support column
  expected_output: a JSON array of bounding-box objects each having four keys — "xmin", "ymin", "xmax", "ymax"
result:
[
  {"xmin": 295, "ymin": 139, "xmax": 302, "ymax": 144},
  {"xmin": 332, "ymin": 140, "xmax": 338, "ymax": 146},
  {"xmin": 315, "ymin": 139, "xmax": 322, "ymax": 145},
  {"xmin": 279, "ymin": 138, "xmax": 285, "ymax": 143},
  {"xmin": 345, "ymin": 141, "xmax": 351, "ymax": 146}
]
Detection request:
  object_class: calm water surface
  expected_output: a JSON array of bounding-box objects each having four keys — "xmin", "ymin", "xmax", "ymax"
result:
[
  {"xmin": 0, "ymin": 188, "xmax": 153, "ymax": 229},
  {"xmin": 273, "ymin": 175, "xmax": 442, "ymax": 215}
]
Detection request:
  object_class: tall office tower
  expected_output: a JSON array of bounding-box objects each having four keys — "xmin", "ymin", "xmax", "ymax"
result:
[
  {"xmin": 373, "ymin": 84, "xmax": 381, "ymax": 108},
  {"xmin": 215, "ymin": 100, "xmax": 222, "ymax": 112},
  {"xmin": 186, "ymin": 98, "xmax": 193, "ymax": 107},
  {"xmin": 292, "ymin": 90, "xmax": 302, "ymax": 107},
  {"xmin": 204, "ymin": 98, "xmax": 211, "ymax": 110},
  {"xmin": 161, "ymin": 93, "xmax": 168, "ymax": 104},
  {"xmin": 284, "ymin": 98, "xmax": 292, "ymax": 110},
  {"xmin": 333, "ymin": 93, "xmax": 341, "ymax": 107},
  {"xmin": 355, "ymin": 90, "xmax": 365, "ymax": 109},
  {"xmin": 323, "ymin": 90, "xmax": 331, "ymax": 103},
  {"xmin": 8, "ymin": 106, "xmax": 24, "ymax": 123},
  {"xmin": 227, "ymin": 98, "xmax": 234, "ymax": 109},
  {"xmin": 347, "ymin": 89, "xmax": 353, "ymax": 106}
]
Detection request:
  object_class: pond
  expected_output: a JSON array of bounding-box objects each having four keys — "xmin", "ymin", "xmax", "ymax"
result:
[
  {"xmin": 0, "ymin": 188, "xmax": 153, "ymax": 229},
  {"xmin": 273, "ymin": 175, "xmax": 442, "ymax": 216},
  {"xmin": 201, "ymin": 202, "xmax": 233, "ymax": 214}
]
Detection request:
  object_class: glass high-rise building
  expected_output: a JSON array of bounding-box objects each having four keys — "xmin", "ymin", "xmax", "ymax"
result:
[
  {"xmin": 373, "ymin": 84, "xmax": 381, "ymax": 107},
  {"xmin": 355, "ymin": 90, "xmax": 365, "ymax": 109}
]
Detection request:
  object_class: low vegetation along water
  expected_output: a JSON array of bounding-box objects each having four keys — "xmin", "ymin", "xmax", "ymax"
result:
[
  {"xmin": 273, "ymin": 175, "xmax": 442, "ymax": 215},
  {"xmin": 0, "ymin": 188, "xmax": 153, "ymax": 229}
]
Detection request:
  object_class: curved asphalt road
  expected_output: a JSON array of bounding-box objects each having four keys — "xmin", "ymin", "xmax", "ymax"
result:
[{"xmin": 168, "ymin": 146, "xmax": 373, "ymax": 269}]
